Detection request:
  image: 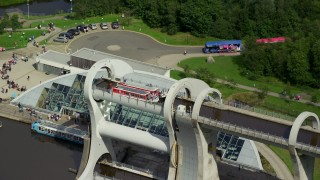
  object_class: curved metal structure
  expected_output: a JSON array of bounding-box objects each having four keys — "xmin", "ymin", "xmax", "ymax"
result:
[
  {"xmin": 289, "ymin": 112, "xmax": 320, "ymax": 180},
  {"xmin": 191, "ymin": 87, "xmax": 222, "ymax": 120}
]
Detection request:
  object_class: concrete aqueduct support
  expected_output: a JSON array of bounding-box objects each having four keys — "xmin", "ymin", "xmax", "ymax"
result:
[
  {"xmin": 78, "ymin": 60, "xmax": 118, "ymax": 180},
  {"xmin": 288, "ymin": 112, "xmax": 320, "ymax": 180},
  {"xmin": 163, "ymin": 78, "xmax": 220, "ymax": 179}
]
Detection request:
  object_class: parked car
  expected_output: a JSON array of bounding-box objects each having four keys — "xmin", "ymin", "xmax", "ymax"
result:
[
  {"xmin": 111, "ymin": 22, "xmax": 119, "ymax": 29},
  {"xmin": 100, "ymin": 22, "xmax": 108, "ymax": 30},
  {"xmin": 0, "ymin": 47, "xmax": 5, "ymax": 52},
  {"xmin": 76, "ymin": 24, "xmax": 89, "ymax": 32},
  {"xmin": 59, "ymin": 32, "xmax": 74, "ymax": 39},
  {"xmin": 67, "ymin": 29, "xmax": 80, "ymax": 36},
  {"xmin": 53, "ymin": 36, "xmax": 68, "ymax": 43},
  {"xmin": 88, "ymin": 23, "xmax": 97, "ymax": 30}
]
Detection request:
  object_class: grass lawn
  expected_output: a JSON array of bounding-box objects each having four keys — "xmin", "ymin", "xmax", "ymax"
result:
[
  {"xmin": 170, "ymin": 69, "xmax": 248, "ymax": 98},
  {"xmin": 0, "ymin": 29, "xmax": 44, "ymax": 49},
  {"xmin": 124, "ymin": 19, "xmax": 216, "ymax": 46},
  {"xmin": 268, "ymin": 145, "xmax": 294, "ymax": 175},
  {"xmin": 0, "ymin": 0, "xmax": 25, "ymax": 6},
  {"xmin": 177, "ymin": 56, "xmax": 319, "ymax": 99},
  {"xmin": 263, "ymin": 96, "xmax": 320, "ymax": 118},
  {"xmin": 268, "ymin": 145, "xmax": 320, "ymax": 179}
]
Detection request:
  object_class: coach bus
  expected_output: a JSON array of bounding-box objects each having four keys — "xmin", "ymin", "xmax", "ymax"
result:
[{"xmin": 202, "ymin": 40, "xmax": 242, "ymax": 53}]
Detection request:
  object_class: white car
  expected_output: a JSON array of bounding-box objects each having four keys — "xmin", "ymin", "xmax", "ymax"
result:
[
  {"xmin": 53, "ymin": 36, "xmax": 68, "ymax": 43},
  {"xmin": 100, "ymin": 22, "xmax": 108, "ymax": 30},
  {"xmin": 89, "ymin": 23, "xmax": 97, "ymax": 30}
]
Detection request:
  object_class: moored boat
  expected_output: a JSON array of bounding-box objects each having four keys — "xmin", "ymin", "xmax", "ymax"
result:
[{"xmin": 31, "ymin": 120, "xmax": 87, "ymax": 144}]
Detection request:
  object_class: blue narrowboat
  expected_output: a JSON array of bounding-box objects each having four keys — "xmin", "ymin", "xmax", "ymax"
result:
[{"xmin": 31, "ymin": 120, "xmax": 87, "ymax": 144}]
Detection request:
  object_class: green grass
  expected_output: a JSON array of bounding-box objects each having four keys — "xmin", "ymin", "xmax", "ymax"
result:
[
  {"xmin": 178, "ymin": 56, "xmax": 319, "ymax": 99},
  {"xmin": 125, "ymin": 19, "xmax": 216, "ymax": 45},
  {"xmin": 0, "ymin": 30, "xmax": 44, "ymax": 49},
  {"xmin": 0, "ymin": 0, "xmax": 26, "ymax": 6},
  {"xmin": 170, "ymin": 69, "xmax": 248, "ymax": 98},
  {"xmin": 263, "ymin": 96, "xmax": 320, "ymax": 118},
  {"xmin": 268, "ymin": 145, "xmax": 320, "ymax": 179},
  {"xmin": 268, "ymin": 146, "xmax": 294, "ymax": 175}
]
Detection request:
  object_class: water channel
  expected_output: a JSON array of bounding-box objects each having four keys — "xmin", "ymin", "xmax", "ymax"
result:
[
  {"xmin": 0, "ymin": 0, "xmax": 70, "ymax": 16},
  {"xmin": 0, "ymin": 117, "xmax": 83, "ymax": 180}
]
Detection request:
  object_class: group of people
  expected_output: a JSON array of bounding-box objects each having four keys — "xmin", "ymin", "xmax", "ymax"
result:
[
  {"xmin": 48, "ymin": 113, "xmax": 61, "ymax": 121},
  {"xmin": 0, "ymin": 53, "xmax": 28, "ymax": 95},
  {"xmin": 1, "ymin": 57, "xmax": 15, "ymax": 80}
]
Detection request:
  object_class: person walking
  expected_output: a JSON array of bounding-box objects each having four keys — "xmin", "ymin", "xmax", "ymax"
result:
[{"xmin": 27, "ymin": 75, "xmax": 30, "ymax": 80}]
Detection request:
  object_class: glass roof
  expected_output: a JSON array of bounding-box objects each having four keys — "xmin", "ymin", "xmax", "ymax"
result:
[
  {"xmin": 37, "ymin": 75, "xmax": 88, "ymax": 113},
  {"xmin": 217, "ymin": 132, "xmax": 245, "ymax": 161},
  {"xmin": 109, "ymin": 103, "xmax": 168, "ymax": 137}
]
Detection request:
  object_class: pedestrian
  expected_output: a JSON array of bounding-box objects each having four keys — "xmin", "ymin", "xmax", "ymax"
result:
[
  {"xmin": 184, "ymin": 50, "xmax": 187, "ymax": 55},
  {"xmin": 5, "ymin": 88, "xmax": 8, "ymax": 93},
  {"xmin": 27, "ymin": 75, "xmax": 30, "ymax": 80}
]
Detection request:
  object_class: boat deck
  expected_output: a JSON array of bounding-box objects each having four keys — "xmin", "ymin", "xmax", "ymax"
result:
[{"xmin": 36, "ymin": 120, "xmax": 87, "ymax": 138}]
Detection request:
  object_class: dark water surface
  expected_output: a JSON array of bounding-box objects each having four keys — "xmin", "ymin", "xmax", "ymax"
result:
[
  {"xmin": 0, "ymin": 118, "xmax": 83, "ymax": 180},
  {"xmin": 0, "ymin": 0, "xmax": 70, "ymax": 16}
]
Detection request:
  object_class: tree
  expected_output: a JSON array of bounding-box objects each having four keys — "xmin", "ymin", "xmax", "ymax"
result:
[
  {"xmin": 286, "ymin": 39, "xmax": 312, "ymax": 85},
  {"xmin": 10, "ymin": 14, "xmax": 22, "ymax": 31},
  {"xmin": 194, "ymin": 67, "xmax": 215, "ymax": 85},
  {"xmin": 310, "ymin": 39, "xmax": 320, "ymax": 87},
  {"xmin": 256, "ymin": 86, "xmax": 269, "ymax": 102},
  {"xmin": 182, "ymin": 64, "xmax": 192, "ymax": 78}
]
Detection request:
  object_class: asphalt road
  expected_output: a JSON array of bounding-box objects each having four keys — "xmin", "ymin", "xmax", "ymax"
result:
[{"xmin": 68, "ymin": 31, "xmax": 202, "ymax": 61}]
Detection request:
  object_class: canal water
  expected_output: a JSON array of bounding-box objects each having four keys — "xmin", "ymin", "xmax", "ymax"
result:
[
  {"xmin": 0, "ymin": 0, "xmax": 70, "ymax": 16},
  {"xmin": 0, "ymin": 117, "xmax": 83, "ymax": 180}
]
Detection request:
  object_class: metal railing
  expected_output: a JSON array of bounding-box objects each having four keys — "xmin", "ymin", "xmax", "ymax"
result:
[
  {"xmin": 196, "ymin": 116, "xmax": 320, "ymax": 155},
  {"xmin": 225, "ymin": 100, "xmax": 295, "ymax": 121},
  {"xmin": 102, "ymin": 160, "xmax": 167, "ymax": 180}
]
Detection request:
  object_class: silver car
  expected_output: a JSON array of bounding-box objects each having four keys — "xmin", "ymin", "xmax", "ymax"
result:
[
  {"xmin": 89, "ymin": 23, "xmax": 97, "ymax": 30},
  {"xmin": 53, "ymin": 36, "xmax": 68, "ymax": 43},
  {"xmin": 100, "ymin": 22, "xmax": 108, "ymax": 30}
]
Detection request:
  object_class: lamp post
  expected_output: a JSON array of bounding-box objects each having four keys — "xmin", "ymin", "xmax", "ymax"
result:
[
  {"xmin": 70, "ymin": 0, "xmax": 73, "ymax": 13},
  {"xmin": 27, "ymin": 0, "xmax": 29, "ymax": 19}
]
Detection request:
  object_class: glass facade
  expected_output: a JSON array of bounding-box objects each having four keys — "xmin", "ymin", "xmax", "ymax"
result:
[
  {"xmin": 37, "ymin": 75, "xmax": 88, "ymax": 114},
  {"xmin": 109, "ymin": 103, "xmax": 168, "ymax": 137}
]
